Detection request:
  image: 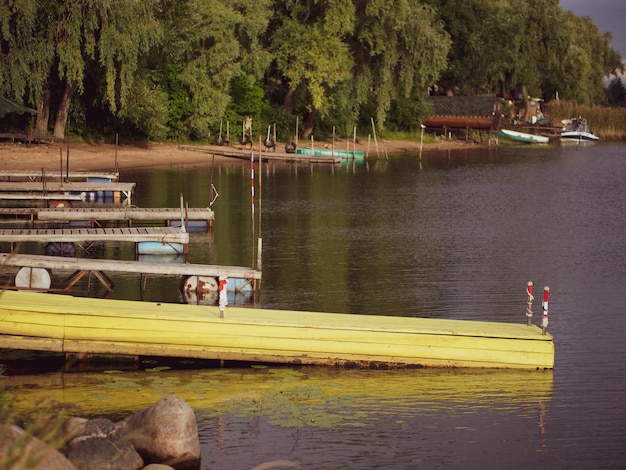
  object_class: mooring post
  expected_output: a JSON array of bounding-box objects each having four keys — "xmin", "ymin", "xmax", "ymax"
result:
[
  {"xmin": 542, "ymin": 286, "xmax": 550, "ymax": 334},
  {"xmin": 218, "ymin": 276, "xmax": 228, "ymax": 318},
  {"xmin": 526, "ymin": 281, "xmax": 534, "ymax": 326}
]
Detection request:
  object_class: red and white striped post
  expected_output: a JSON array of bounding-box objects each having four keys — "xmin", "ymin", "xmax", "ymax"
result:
[
  {"xmin": 526, "ymin": 281, "xmax": 534, "ymax": 326},
  {"xmin": 219, "ymin": 276, "xmax": 228, "ymax": 318},
  {"xmin": 542, "ymin": 286, "xmax": 550, "ymax": 334}
]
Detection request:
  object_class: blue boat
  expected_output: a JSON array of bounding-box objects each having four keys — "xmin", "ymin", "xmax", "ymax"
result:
[{"xmin": 296, "ymin": 147, "xmax": 365, "ymax": 159}]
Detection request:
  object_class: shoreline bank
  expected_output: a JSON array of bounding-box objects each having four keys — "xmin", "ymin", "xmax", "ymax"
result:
[{"xmin": 0, "ymin": 138, "xmax": 487, "ymax": 172}]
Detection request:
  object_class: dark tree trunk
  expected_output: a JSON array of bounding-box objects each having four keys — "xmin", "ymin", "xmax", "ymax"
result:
[
  {"xmin": 283, "ymin": 88, "xmax": 295, "ymax": 113},
  {"xmin": 35, "ymin": 86, "xmax": 51, "ymax": 136},
  {"xmin": 302, "ymin": 110, "xmax": 316, "ymax": 139},
  {"xmin": 521, "ymin": 85, "xmax": 532, "ymax": 122},
  {"xmin": 53, "ymin": 82, "xmax": 74, "ymax": 139}
]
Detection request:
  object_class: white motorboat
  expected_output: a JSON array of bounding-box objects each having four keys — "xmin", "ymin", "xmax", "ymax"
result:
[{"xmin": 560, "ymin": 118, "xmax": 599, "ymax": 141}]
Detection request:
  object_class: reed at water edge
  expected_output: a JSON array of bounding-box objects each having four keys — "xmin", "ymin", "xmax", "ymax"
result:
[{"xmin": 548, "ymin": 101, "xmax": 626, "ymax": 140}]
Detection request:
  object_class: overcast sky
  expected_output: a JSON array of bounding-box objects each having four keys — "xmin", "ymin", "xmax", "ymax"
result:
[{"xmin": 560, "ymin": 0, "xmax": 626, "ymax": 60}]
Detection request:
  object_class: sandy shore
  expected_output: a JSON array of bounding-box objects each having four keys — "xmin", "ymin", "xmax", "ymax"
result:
[{"xmin": 0, "ymin": 138, "xmax": 481, "ymax": 172}]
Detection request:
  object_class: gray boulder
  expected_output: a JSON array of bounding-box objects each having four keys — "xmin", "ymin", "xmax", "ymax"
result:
[
  {"xmin": 65, "ymin": 418, "xmax": 143, "ymax": 470},
  {"xmin": 0, "ymin": 424, "xmax": 77, "ymax": 470},
  {"xmin": 120, "ymin": 395, "xmax": 200, "ymax": 470}
]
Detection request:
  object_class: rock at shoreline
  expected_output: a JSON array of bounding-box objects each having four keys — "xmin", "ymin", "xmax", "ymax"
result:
[
  {"xmin": 0, "ymin": 423, "xmax": 77, "ymax": 469},
  {"xmin": 1, "ymin": 394, "xmax": 200, "ymax": 470},
  {"xmin": 65, "ymin": 418, "xmax": 143, "ymax": 470},
  {"xmin": 120, "ymin": 395, "xmax": 201, "ymax": 470}
]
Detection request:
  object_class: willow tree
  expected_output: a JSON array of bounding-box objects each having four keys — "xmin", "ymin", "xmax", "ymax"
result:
[
  {"xmin": 1, "ymin": 0, "xmax": 162, "ymax": 139},
  {"xmin": 0, "ymin": 1, "xmax": 56, "ymax": 133},
  {"xmin": 554, "ymin": 12, "xmax": 623, "ymax": 105},
  {"xmin": 270, "ymin": 0, "xmax": 356, "ymax": 138},
  {"xmin": 349, "ymin": 0, "xmax": 450, "ymax": 130},
  {"xmin": 425, "ymin": 0, "xmax": 519, "ymax": 96},
  {"xmin": 135, "ymin": 0, "xmax": 273, "ymax": 139}
]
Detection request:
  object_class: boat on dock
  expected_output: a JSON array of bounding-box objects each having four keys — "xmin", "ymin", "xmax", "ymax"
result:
[
  {"xmin": 0, "ymin": 290, "xmax": 554, "ymax": 369},
  {"xmin": 498, "ymin": 128, "xmax": 550, "ymax": 144}
]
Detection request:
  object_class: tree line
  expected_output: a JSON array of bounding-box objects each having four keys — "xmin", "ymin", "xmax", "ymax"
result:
[{"xmin": 0, "ymin": 0, "xmax": 623, "ymax": 143}]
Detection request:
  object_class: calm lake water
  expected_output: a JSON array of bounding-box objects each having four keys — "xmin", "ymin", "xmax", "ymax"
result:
[{"xmin": 3, "ymin": 141, "xmax": 626, "ymax": 469}]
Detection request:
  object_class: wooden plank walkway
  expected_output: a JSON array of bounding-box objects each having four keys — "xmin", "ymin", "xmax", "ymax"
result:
[
  {"xmin": 0, "ymin": 181, "xmax": 135, "ymax": 193},
  {"xmin": 0, "ymin": 207, "xmax": 213, "ymax": 222},
  {"xmin": 0, "ymin": 193, "xmax": 85, "ymax": 202},
  {"xmin": 0, "ymin": 290, "xmax": 553, "ymax": 369},
  {"xmin": 0, "ymin": 170, "xmax": 119, "ymax": 181},
  {"xmin": 0, "ymin": 226, "xmax": 189, "ymax": 244},
  {"xmin": 0, "ymin": 181, "xmax": 134, "ymax": 204},
  {"xmin": 179, "ymin": 145, "xmax": 341, "ymax": 164},
  {"xmin": 35, "ymin": 207, "xmax": 214, "ymax": 223},
  {"xmin": 0, "ymin": 253, "xmax": 260, "ymax": 280}
]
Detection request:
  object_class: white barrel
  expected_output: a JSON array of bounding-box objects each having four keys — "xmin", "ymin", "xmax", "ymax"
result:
[{"xmin": 15, "ymin": 267, "xmax": 52, "ymax": 289}]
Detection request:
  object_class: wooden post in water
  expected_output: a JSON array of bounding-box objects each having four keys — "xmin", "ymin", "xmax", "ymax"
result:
[
  {"xmin": 257, "ymin": 136, "xmax": 263, "ymax": 275},
  {"xmin": 371, "ymin": 118, "xmax": 380, "ymax": 159},
  {"xmin": 419, "ymin": 124, "xmax": 425, "ymax": 161},
  {"xmin": 250, "ymin": 151, "xmax": 255, "ymax": 270}
]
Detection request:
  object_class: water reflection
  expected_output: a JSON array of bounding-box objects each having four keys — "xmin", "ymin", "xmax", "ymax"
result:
[{"xmin": 3, "ymin": 366, "xmax": 553, "ymax": 469}]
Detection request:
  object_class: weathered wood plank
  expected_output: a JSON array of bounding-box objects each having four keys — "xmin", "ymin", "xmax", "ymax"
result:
[
  {"xmin": 0, "ymin": 181, "xmax": 135, "ymax": 192},
  {"xmin": 0, "ymin": 226, "xmax": 189, "ymax": 243},
  {"xmin": 0, "ymin": 252, "xmax": 261, "ymax": 279}
]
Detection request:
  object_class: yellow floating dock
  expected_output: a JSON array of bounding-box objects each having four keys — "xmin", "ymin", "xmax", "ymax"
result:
[{"xmin": 0, "ymin": 290, "xmax": 554, "ymax": 369}]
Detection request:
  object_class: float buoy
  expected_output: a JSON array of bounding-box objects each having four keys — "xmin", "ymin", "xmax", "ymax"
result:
[{"xmin": 15, "ymin": 267, "xmax": 52, "ymax": 289}]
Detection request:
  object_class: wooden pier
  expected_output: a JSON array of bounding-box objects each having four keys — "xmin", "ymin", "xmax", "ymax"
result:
[
  {"xmin": 0, "ymin": 170, "xmax": 119, "ymax": 182},
  {"xmin": 0, "ymin": 290, "xmax": 554, "ymax": 369},
  {"xmin": 0, "ymin": 252, "xmax": 260, "ymax": 293},
  {"xmin": 0, "ymin": 181, "xmax": 135, "ymax": 203},
  {"xmin": 179, "ymin": 145, "xmax": 341, "ymax": 164},
  {"xmin": 0, "ymin": 207, "xmax": 214, "ymax": 228},
  {"xmin": 0, "ymin": 226, "xmax": 189, "ymax": 245}
]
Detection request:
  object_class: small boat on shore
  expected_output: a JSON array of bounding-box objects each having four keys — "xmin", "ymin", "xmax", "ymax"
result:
[
  {"xmin": 296, "ymin": 147, "xmax": 365, "ymax": 159},
  {"xmin": 560, "ymin": 117, "xmax": 599, "ymax": 141},
  {"xmin": 498, "ymin": 129, "xmax": 550, "ymax": 144}
]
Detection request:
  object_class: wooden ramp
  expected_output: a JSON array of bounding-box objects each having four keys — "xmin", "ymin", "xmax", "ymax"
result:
[{"xmin": 0, "ymin": 290, "xmax": 554, "ymax": 369}]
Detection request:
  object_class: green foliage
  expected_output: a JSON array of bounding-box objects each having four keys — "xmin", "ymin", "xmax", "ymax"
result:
[
  {"xmin": 1, "ymin": 0, "xmax": 623, "ymax": 141},
  {"xmin": 118, "ymin": 76, "xmax": 170, "ymax": 140}
]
